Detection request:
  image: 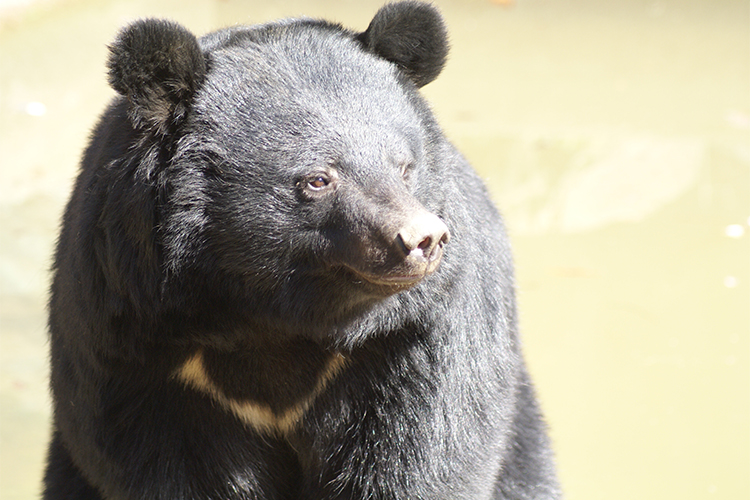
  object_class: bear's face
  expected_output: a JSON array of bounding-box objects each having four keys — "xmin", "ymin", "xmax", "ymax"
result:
[
  {"xmin": 187, "ymin": 28, "xmax": 448, "ymax": 289},
  {"xmin": 106, "ymin": 5, "xmax": 451, "ymax": 340}
]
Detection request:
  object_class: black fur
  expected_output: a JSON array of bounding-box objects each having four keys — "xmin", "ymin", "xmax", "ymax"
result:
[
  {"xmin": 107, "ymin": 19, "xmax": 206, "ymax": 133},
  {"xmin": 44, "ymin": 2, "xmax": 560, "ymax": 499},
  {"xmin": 357, "ymin": 0, "xmax": 449, "ymax": 87}
]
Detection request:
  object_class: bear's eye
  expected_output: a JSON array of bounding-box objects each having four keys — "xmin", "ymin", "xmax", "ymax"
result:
[
  {"xmin": 297, "ymin": 171, "xmax": 337, "ymax": 199},
  {"xmin": 308, "ymin": 176, "xmax": 329, "ymax": 190}
]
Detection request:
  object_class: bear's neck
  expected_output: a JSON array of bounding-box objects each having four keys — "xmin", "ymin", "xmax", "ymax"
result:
[{"xmin": 174, "ymin": 339, "xmax": 346, "ymax": 436}]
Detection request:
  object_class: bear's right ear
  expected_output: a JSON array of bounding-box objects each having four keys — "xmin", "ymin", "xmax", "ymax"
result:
[
  {"xmin": 108, "ymin": 19, "xmax": 206, "ymax": 134},
  {"xmin": 357, "ymin": 1, "xmax": 449, "ymax": 88}
]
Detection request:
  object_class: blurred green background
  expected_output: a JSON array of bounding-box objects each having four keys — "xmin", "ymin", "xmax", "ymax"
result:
[{"xmin": 1, "ymin": 0, "xmax": 748, "ymax": 498}]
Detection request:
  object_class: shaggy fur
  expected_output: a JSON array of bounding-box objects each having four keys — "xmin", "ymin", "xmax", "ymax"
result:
[{"xmin": 43, "ymin": 2, "xmax": 560, "ymax": 498}]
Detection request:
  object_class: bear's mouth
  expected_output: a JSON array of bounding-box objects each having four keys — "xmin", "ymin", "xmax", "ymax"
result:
[
  {"xmin": 339, "ymin": 252, "xmax": 443, "ymax": 294},
  {"xmin": 348, "ymin": 272, "xmax": 423, "ymax": 294},
  {"xmin": 355, "ymin": 272, "xmax": 424, "ymax": 287}
]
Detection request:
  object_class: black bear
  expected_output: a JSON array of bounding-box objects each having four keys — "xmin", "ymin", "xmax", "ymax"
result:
[{"xmin": 43, "ymin": 2, "xmax": 560, "ymax": 498}]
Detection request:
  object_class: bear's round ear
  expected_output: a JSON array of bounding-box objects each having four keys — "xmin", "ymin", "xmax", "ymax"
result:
[
  {"xmin": 356, "ymin": 1, "xmax": 449, "ymax": 88},
  {"xmin": 108, "ymin": 19, "xmax": 206, "ymax": 134}
]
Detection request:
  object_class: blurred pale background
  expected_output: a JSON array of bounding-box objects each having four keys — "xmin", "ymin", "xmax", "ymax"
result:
[{"xmin": 1, "ymin": 0, "xmax": 748, "ymax": 498}]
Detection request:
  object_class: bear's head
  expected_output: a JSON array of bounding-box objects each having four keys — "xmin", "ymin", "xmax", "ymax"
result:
[{"xmin": 104, "ymin": 2, "xmax": 452, "ymax": 346}]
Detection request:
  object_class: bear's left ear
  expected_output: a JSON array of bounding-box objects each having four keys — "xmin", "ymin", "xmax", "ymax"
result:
[
  {"xmin": 108, "ymin": 19, "xmax": 206, "ymax": 134},
  {"xmin": 357, "ymin": 1, "xmax": 449, "ymax": 88}
]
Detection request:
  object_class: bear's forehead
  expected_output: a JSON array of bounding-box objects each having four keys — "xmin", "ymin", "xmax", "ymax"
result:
[
  {"xmin": 198, "ymin": 21, "xmax": 414, "ymax": 121},
  {"xmin": 190, "ymin": 21, "xmax": 423, "ymax": 161}
]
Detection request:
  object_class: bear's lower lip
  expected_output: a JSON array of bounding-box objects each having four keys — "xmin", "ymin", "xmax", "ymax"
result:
[
  {"xmin": 338, "ymin": 247, "xmax": 445, "ymax": 290},
  {"xmin": 359, "ymin": 274, "xmax": 424, "ymax": 286},
  {"xmin": 341, "ymin": 266, "xmax": 433, "ymax": 291}
]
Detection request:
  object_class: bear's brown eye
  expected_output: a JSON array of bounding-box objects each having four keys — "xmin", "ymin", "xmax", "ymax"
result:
[
  {"xmin": 308, "ymin": 176, "xmax": 329, "ymax": 190},
  {"xmin": 298, "ymin": 170, "xmax": 337, "ymax": 198}
]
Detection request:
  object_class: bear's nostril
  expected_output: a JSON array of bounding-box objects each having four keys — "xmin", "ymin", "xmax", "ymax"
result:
[{"xmin": 417, "ymin": 235, "xmax": 433, "ymax": 251}]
